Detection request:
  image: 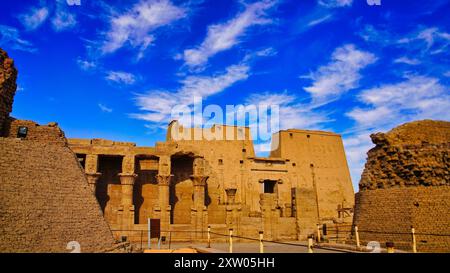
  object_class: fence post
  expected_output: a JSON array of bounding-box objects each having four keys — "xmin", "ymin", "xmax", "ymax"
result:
[
  {"xmin": 169, "ymin": 231, "xmax": 172, "ymax": 250},
  {"xmin": 259, "ymin": 231, "xmax": 264, "ymax": 253},
  {"xmin": 147, "ymin": 218, "xmax": 151, "ymax": 249},
  {"xmin": 308, "ymin": 236, "xmax": 313, "ymax": 253},
  {"xmin": 207, "ymin": 226, "xmax": 211, "ymax": 248},
  {"xmin": 316, "ymin": 224, "xmax": 321, "ymax": 242},
  {"xmin": 229, "ymin": 229, "xmax": 233, "ymax": 253},
  {"xmin": 355, "ymin": 225, "xmax": 360, "ymax": 248},
  {"xmin": 411, "ymin": 226, "xmax": 417, "ymax": 253},
  {"xmin": 386, "ymin": 242, "xmax": 395, "ymax": 253}
]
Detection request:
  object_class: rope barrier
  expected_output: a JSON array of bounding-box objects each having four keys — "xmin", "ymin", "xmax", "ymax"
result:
[
  {"xmin": 111, "ymin": 225, "xmax": 450, "ymax": 253},
  {"xmin": 357, "ymin": 230, "xmax": 450, "ymax": 237}
]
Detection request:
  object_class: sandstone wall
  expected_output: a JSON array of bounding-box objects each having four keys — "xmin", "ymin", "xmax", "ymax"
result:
[
  {"xmin": 0, "ymin": 138, "xmax": 116, "ymax": 252},
  {"xmin": 0, "ymin": 49, "xmax": 17, "ymax": 136}
]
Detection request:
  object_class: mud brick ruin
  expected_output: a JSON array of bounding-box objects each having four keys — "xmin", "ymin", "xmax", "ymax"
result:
[
  {"xmin": 353, "ymin": 120, "xmax": 450, "ymax": 252},
  {"xmin": 0, "ymin": 48, "xmax": 117, "ymax": 252},
  {"xmin": 68, "ymin": 121, "xmax": 355, "ymax": 242}
]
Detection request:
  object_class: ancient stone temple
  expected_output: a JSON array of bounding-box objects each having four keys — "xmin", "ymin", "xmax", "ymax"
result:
[
  {"xmin": 353, "ymin": 120, "xmax": 450, "ymax": 252},
  {"xmin": 0, "ymin": 48, "xmax": 117, "ymax": 252},
  {"xmin": 68, "ymin": 120, "xmax": 355, "ymax": 241}
]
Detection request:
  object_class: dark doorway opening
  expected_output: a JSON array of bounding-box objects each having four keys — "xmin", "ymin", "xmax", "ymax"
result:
[
  {"xmin": 170, "ymin": 154, "xmax": 194, "ymax": 224},
  {"xmin": 134, "ymin": 156, "xmax": 159, "ymax": 224},
  {"xmin": 76, "ymin": 154, "xmax": 86, "ymax": 169},
  {"xmin": 263, "ymin": 180, "xmax": 277, "ymax": 194},
  {"xmin": 97, "ymin": 155, "xmax": 123, "ymax": 213}
]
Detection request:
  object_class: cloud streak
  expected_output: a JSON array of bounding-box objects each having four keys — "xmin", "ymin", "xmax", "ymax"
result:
[
  {"xmin": 98, "ymin": 103, "xmax": 113, "ymax": 113},
  {"xmin": 0, "ymin": 24, "xmax": 36, "ymax": 52},
  {"xmin": 302, "ymin": 44, "xmax": 377, "ymax": 101},
  {"xmin": 18, "ymin": 6, "xmax": 49, "ymax": 31},
  {"xmin": 318, "ymin": 0, "xmax": 353, "ymax": 8},
  {"xmin": 52, "ymin": 0, "xmax": 77, "ymax": 32},
  {"xmin": 131, "ymin": 63, "xmax": 250, "ymax": 124},
  {"xmin": 99, "ymin": 0, "xmax": 186, "ymax": 60},
  {"xmin": 105, "ymin": 71, "xmax": 137, "ymax": 85},
  {"xmin": 181, "ymin": 0, "xmax": 277, "ymax": 69}
]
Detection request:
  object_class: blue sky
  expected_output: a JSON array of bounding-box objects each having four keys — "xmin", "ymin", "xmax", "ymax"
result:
[{"xmin": 1, "ymin": 0, "xmax": 449, "ymax": 191}]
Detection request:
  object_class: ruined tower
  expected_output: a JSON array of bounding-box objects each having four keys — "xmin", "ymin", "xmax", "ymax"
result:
[
  {"xmin": 353, "ymin": 120, "xmax": 450, "ymax": 252},
  {"xmin": 0, "ymin": 49, "xmax": 17, "ymax": 136}
]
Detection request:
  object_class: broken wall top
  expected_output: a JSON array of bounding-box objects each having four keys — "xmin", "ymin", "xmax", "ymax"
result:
[
  {"xmin": 0, "ymin": 48, "xmax": 18, "ymax": 135},
  {"xmin": 359, "ymin": 120, "xmax": 450, "ymax": 191}
]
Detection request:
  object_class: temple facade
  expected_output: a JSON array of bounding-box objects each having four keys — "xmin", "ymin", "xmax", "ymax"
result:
[{"xmin": 68, "ymin": 120, "xmax": 355, "ymax": 242}]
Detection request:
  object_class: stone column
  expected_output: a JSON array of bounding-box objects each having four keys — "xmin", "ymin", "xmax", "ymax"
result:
[
  {"xmin": 118, "ymin": 173, "xmax": 137, "ymax": 229},
  {"xmin": 85, "ymin": 154, "xmax": 99, "ymax": 174},
  {"xmin": 84, "ymin": 154, "xmax": 101, "ymax": 193},
  {"xmin": 86, "ymin": 172, "xmax": 101, "ymax": 193},
  {"xmin": 191, "ymin": 175, "xmax": 208, "ymax": 239},
  {"xmin": 156, "ymin": 174, "xmax": 173, "ymax": 236}
]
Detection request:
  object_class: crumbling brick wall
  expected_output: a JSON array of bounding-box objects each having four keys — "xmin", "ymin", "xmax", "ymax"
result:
[
  {"xmin": 353, "ymin": 120, "xmax": 450, "ymax": 252},
  {"xmin": 360, "ymin": 120, "xmax": 450, "ymax": 190},
  {"xmin": 4, "ymin": 119, "xmax": 67, "ymax": 145},
  {"xmin": 0, "ymin": 137, "xmax": 116, "ymax": 252},
  {"xmin": 0, "ymin": 48, "xmax": 18, "ymax": 136}
]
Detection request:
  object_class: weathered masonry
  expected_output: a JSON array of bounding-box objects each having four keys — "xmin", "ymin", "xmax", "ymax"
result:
[{"xmin": 68, "ymin": 120, "xmax": 355, "ymax": 241}]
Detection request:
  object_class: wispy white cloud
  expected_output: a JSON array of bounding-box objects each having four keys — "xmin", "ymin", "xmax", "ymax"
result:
[
  {"xmin": 348, "ymin": 75, "xmax": 450, "ymax": 127},
  {"xmin": 394, "ymin": 56, "xmax": 421, "ymax": 65},
  {"xmin": 318, "ymin": 0, "xmax": 353, "ymax": 8},
  {"xmin": 0, "ymin": 24, "xmax": 36, "ymax": 52},
  {"xmin": 360, "ymin": 25, "xmax": 450, "ymax": 56},
  {"xmin": 131, "ymin": 63, "xmax": 250, "ymax": 123},
  {"xmin": 77, "ymin": 58, "xmax": 97, "ymax": 71},
  {"xmin": 358, "ymin": 24, "xmax": 392, "ymax": 46},
  {"xmin": 52, "ymin": 0, "xmax": 77, "ymax": 32},
  {"xmin": 19, "ymin": 7, "xmax": 49, "ymax": 31},
  {"xmin": 99, "ymin": 0, "xmax": 186, "ymax": 60},
  {"xmin": 398, "ymin": 27, "xmax": 450, "ymax": 50},
  {"xmin": 307, "ymin": 14, "xmax": 333, "ymax": 27},
  {"xmin": 244, "ymin": 91, "xmax": 330, "ymax": 130},
  {"xmin": 181, "ymin": 0, "xmax": 277, "ymax": 69},
  {"xmin": 105, "ymin": 71, "xmax": 137, "ymax": 85},
  {"xmin": 98, "ymin": 103, "xmax": 113, "ymax": 113},
  {"xmin": 302, "ymin": 44, "xmax": 377, "ymax": 101}
]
